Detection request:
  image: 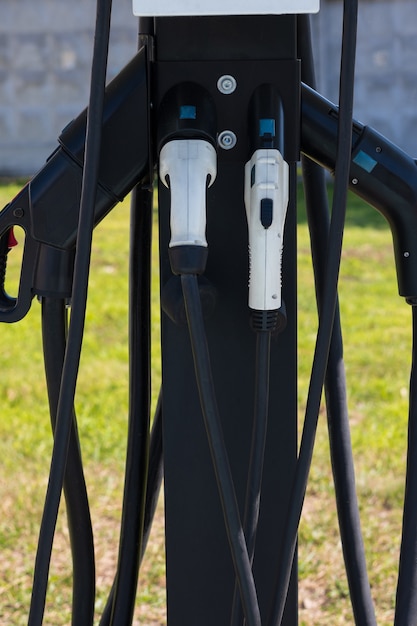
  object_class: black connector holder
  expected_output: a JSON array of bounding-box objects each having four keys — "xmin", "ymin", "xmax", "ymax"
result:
[
  {"xmin": 157, "ymin": 82, "xmax": 217, "ymax": 152},
  {"xmin": 302, "ymin": 83, "xmax": 417, "ymax": 301},
  {"xmin": 34, "ymin": 48, "xmax": 150, "ymax": 250},
  {"xmin": 0, "ymin": 48, "xmax": 150, "ymax": 321},
  {"xmin": 248, "ymin": 83, "xmax": 284, "ymax": 153}
]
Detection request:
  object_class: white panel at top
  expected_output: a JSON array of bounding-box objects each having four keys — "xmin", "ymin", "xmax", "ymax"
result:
[{"xmin": 133, "ymin": 0, "xmax": 319, "ymax": 17}]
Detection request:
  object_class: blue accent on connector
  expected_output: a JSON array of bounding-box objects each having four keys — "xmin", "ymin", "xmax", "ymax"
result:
[
  {"xmin": 180, "ymin": 105, "xmax": 197, "ymax": 120},
  {"xmin": 353, "ymin": 150, "xmax": 377, "ymax": 173},
  {"xmin": 259, "ymin": 118, "xmax": 275, "ymax": 138}
]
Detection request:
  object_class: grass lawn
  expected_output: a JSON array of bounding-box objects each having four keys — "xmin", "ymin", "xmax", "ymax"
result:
[
  {"xmin": 0, "ymin": 178, "xmax": 412, "ymax": 624},
  {"xmin": 297, "ymin": 188, "xmax": 411, "ymax": 624}
]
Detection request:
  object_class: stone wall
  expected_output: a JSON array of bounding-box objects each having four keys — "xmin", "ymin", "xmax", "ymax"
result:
[
  {"xmin": 0, "ymin": 0, "xmax": 137, "ymax": 175},
  {"xmin": 0, "ymin": 0, "xmax": 416, "ymax": 175},
  {"xmin": 311, "ymin": 0, "xmax": 417, "ymax": 156}
]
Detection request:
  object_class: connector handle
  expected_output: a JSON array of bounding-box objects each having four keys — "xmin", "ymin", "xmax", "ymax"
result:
[
  {"xmin": 244, "ymin": 148, "xmax": 289, "ymax": 311},
  {"xmin": 301, "ymin": 82, "xmax": 417, "ymax": 300},
  {"xmin": 160, "ymin": 138, "xmax": 217, "ymax": 275},
  {"xmin": 160, "ymin": 139, "xmax": 217, "ymax": 249},
  {"xmin": 0, "ymin": 187, "xmax": 40, "ymax": 322}
]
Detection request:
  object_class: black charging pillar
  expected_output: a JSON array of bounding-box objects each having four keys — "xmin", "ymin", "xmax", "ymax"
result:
[{"xmin": 156, "ymin": 16, "xmax": 299, "ymax": 625}]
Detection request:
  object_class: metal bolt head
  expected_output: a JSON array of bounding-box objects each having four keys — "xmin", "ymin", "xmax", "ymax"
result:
[
  {"xmin": 217, "ymin": 75, "xmax": 237, "ymax": 95},
  {"xmin": 218, "ymin": 130, "xmax": 237, "ymax": 150},
  {"xmin": 13, "ymin": 207, "xmax": 24, "ymax": 218}
]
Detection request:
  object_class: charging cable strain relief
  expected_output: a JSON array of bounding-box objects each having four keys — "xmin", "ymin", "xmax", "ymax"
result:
[
  {"xmin": 251, "ymin": 309, "xmax": 279, "ymax": 332},
  {"xmin": 169, "ymin": 245, "xmax": 208, "ymax": 275}
]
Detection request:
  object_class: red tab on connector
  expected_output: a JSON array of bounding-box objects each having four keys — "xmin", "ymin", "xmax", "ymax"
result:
[{"xmin": 7, "ymin": 228, "xmax": 18, "ymax": 248}]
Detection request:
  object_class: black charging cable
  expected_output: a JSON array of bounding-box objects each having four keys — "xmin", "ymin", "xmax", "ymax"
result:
[
  {"xmin": 230, "ymin": 325, "xmax": 272, "ymax": 626},
  {"xmin": 394, "ymin": 304, "xmax": 417, "ymax": 624},
  {"xmin": 268, "ymin": 1, "xmax": 358, "ymax": 623},
  {"xmin": 99, "ymin": 182, "xmax": 153, "ymax": 626},
  {"xmin": 141, "ymin": 390, "xmax": 164, "ymax": 557},
  {"xmin": 99, "ymin": 393, "xmax": 164, "ymax": 626},
  {"xmin": 298, "ymin": 14, "xmax": 376, "ymax": 626},
  {"xmin": 244, "ymin": 327, "xmax": 272, "ymax": 562},
  {"xmin": 42, "ymin": 228, "xmax": 163, "ymax": 626},
  {"xmin": 28, "ymin": 1, "xmax": 112, "ymax": 623},
  {"xmin": 41, "ymin": 297, "xmax": 96, "ymax": 625},
  {"xmin": 181, "ymin": 272, "xmax": 262, "ymax": 626}
]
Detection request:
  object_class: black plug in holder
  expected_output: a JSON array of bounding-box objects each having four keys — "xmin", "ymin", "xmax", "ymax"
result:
[
  {"xmin": 248, "ymin": 84, "xmax": 284, "ymax": 153},
  {"xmin": 302, "ymin": 83, "xmax": 417, "ymax": 301},
  {"xmin": 0, "ymin": 49, "xmax": 149, "ymax": 322},
  {"xmin": 157, "ymin": 82, "xmax": 217, "ymax": 152}
]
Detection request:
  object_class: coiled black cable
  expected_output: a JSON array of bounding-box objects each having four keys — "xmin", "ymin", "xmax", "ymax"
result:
[
  {"xmin": 298, "ymin": 14, "xmax": 376, "ymax": 626},
  {"xmin": 41, "ymin": 297, "xmax": 95, "ymax": 625},
  {"xmin": 28, "ymin": 1, "xmax": 112, "ymax": 623},
  {"xmin": 268, "ymin": 1, "xmax": 358, "ymax": 623},
  {"xmin": 181, "ymin": 272, "xmax": 262, "ymax": 626},
  {"xmin": 394, "ymin": 304, "xmax": 417, "ymax": 625}
]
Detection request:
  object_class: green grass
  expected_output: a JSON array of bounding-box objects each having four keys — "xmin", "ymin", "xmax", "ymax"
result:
[
  {"xmin": 0, "ymin": 181, "xmax": 163, "ymax": 625},
  {"xmin": 0, "ymin": 179, "xmax": 412, "ymax": 624},
  {"xmin": 297, "ymin": 187, "xmax": 410, "ymax": 624}
]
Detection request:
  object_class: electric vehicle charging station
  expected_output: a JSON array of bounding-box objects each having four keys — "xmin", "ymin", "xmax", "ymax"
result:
[
  {"xmin": 2, "ymin": 0, "xmax": 417, "ymax": 624},
  {"xmin": 154, "ymin": 13, "xmax": 301, "ymax": 623}
]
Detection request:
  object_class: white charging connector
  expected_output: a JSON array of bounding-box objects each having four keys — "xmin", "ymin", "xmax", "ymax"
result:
[
  {"xmin": 244, "ymin": 148, "xmax": 289, "ymax": 311},
  {"xmin": 160, "ymin": 139, "xmax": 217, "ymax": 248}
]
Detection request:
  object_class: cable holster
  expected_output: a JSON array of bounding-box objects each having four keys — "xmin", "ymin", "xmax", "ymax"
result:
[
  {"xmin": 301, "ymin": 82, "xmax": 417, "ymax": 301},
  {"xmin": 0, "ymin": 49, "xmax": 149, "ymax": 322}
]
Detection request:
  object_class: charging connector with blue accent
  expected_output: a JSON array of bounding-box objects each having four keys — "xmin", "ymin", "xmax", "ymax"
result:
[
  {"xmin": 157, "ymin": 82, "xmax": 218, "ymax": 275},
  {"xmin": 244, "ymin": 148, "xmax": 289, "ymax": 317}
]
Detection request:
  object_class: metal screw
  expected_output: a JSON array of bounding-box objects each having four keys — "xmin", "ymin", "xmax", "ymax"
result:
[
  {"xmin": 376, "ymin": 146, "xmax": 382, "ymax": 153},
  {"xmin": 352, "ymin": 178, "xmax": 358, "ymax": 185},
  {"xmin": 217, "ymin": 75, "xmax": 237, "ymax": 95},
  {"xmin": 218, "ymin": 130, "xmax": 237, "ymax": 150},
  {"xmin": 404, "ymin": 252, "xmax": 410, "ymax": 258},
  {"xmin": 13, "ymin": 208, "xmax": 24, "ymax": 218}
]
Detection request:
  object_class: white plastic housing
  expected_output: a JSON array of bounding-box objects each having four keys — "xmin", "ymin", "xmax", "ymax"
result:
[
  {"xmin": 159, "ymin": 139, "xmax": 217, "ymax": 248},
  {"xmin": 133, "ymin": 0, "xmax": 319, "ymax": 16},
  {"xmin": 244, "ymin": 148, "xmax": 289, "ymax": 311}
]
